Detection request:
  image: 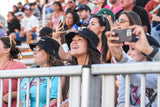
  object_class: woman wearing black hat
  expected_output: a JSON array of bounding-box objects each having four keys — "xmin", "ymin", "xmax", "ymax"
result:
[{"xmin": 20, "ymin": 36, "xmax": 64, "ymax": 107}]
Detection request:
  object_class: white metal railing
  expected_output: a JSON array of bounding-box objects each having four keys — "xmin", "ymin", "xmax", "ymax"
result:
[{"xmin": 0, "ymin": 62, "xmax": 160, "ymax": 107}]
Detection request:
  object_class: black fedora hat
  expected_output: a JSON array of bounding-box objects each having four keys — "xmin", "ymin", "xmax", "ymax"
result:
[
  {"xmin": 65, "ymin": 28, "xmax": 100, "ymax": 53},
  {"xmin": 29, "ymin": 36, "xmax": 60, "ymax": 59}
]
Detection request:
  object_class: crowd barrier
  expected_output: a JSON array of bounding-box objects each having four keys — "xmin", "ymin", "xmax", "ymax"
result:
[{"xmin": 0, "ymin": 62, "xmax": 160, "ymax": 107}]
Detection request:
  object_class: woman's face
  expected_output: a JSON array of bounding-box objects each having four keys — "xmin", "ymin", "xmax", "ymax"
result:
[
  {"xmin": 127, "ymin": 46, "xmax": 146, "ymax": 62},
  {"xmin": 53, "ymin": 4, "xmax": 60, "ymax": 11},
  {"xmin": 7, "ymin": 12, "xmax": 14, "ymax": 20},
  {"xmin": 87, "ymin": 17, "xmax": 104, "ymax": 35},
  {"xmin": 33, "ymin": 46, "xmax": 48, "ymax": 67},
  {"xmin": 70, "ymin": 35, "xmax": 88, "ymax": 58},
  {"xmin": 115, "ymin": 14, "xmax": 130, "ymax": 29},
  {"xmin": 66, "ymin": 13, "xmax": 74, "ymax": 27}
]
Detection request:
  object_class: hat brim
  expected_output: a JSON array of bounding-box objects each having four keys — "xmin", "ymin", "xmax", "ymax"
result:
[{"xmin": 29, "ymin": 43, "xmax": 45, "ymax": 51}]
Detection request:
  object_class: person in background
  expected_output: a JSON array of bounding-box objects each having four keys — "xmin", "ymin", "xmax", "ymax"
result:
[
  {"xmin": 92, "ymin": 0, "xmax": 111, "ymax": 13},
  {"xmin": 72, "ymin": 4, "xmax": 92, "ymax": 31},
  {"xmin": 115, "ymin": 0, "xmax": 150, "ymax": 34},
  {"xmin": 15, "ymin": 12, "xmax": 24, "ymax": 24},
  {"xmin": 13, "ymin": 5, "xmax": 18, "ymax": 13},
  {"xmin": 95, "ymin": 8, "xmax": 115, "ymax": 29},
  {"xmin": 0, "ymin": 21, "xmax": 6, "ymax": 37},
  {"xmin": 17, "ymin": 2, "xmax": 23, "ymax": 12},
  {"xmin": 109, "ymin": 0, "xmax": 123, "ymax": 14},
  {"xmin": 20, "ymin": 36, "xmax": 63, "ymax": 107},
  {"xmin": 66, "ymin": 0, "xmax": 77, "ymax": 12},
  {"xmin": 87, "ymin": 15, "xmax": 111, "ymax": 62},
  {"xmin": 0, "ymin": 36, "xmax": 26, "ymax": 107},
  {"xmin": 7, "ymin": 12, "xmax": 20, "ymax": 35},
  {"xmin": 77, "ymin": 0, "xmax": 97, "ymax": 13},
  {"xmin": 30, "ymin": 2, "xmax": 41, "ymax": 20},
  {"xmin": 49, "ymin": 1, "xmax": 64, "ymax": 31},
  {"xmin": 135, "ymin": 0, "xmax": 150, "ymax": 7},
  {"xmin": 10, "ymin": 5, "xmax": 39, "ymax": 44},
  {"xmin": 39, "ymin": 26, "xmax": 53, "ymax": 37}
]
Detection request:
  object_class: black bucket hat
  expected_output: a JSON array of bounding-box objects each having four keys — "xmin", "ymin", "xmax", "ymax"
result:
[
  {"xmin": 65, "ymin": 28, "xmax": 100, "ymax": 53},
  {"xmin": 29, "ymin": 36, "xmax": 60, "ymax": 59}
]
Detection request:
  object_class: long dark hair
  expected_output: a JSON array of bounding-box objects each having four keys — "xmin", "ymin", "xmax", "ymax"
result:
[
  {"xmin": 0, "ymin": 37, "xmax": 20, "ymax": 60},
  {"xmin": 47, "ymin": 53, "xmax": 64, "ymax": 66},
  {"xmin": 91, "ymin": 15, "xmax": 111, "ymax": 63}
]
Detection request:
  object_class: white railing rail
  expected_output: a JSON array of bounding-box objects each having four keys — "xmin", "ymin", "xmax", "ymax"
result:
[{"xmin": 0, "ymin": 62, "xmax": 160, "ymax": 107}]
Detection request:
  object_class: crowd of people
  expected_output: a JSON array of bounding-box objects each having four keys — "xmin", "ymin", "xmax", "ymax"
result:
[{"xmin": 0, "ymin": 0, "xmax": 160, "ymax": 107}]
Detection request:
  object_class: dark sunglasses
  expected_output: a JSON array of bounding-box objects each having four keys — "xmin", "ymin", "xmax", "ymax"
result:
[
  {"xmin": 67, "ymin": 1, "xmax": 74, "ymax": 4},
  {"xmin": 33, "ymin": 47, "xmax": 42, "ymax": 52},
  {"xmin": 115, "ymin": 19, "xmax": 129, "ymax": 24}
]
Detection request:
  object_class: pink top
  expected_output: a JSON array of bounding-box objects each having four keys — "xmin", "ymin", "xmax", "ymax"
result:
[
  {"xmin": 110, "ymin": 5, "xmax": 123, "ymax": 14},
  {"xmin": 93, "ymin": 5, "xmax": 111, "ymax": 13},
  {"xmin": 0, "ymin": 61, "xmax": 26, "ymax": 107},
  {"xmin": 52, "ymin": 12, "xmax": 63, "ymax": 30}
]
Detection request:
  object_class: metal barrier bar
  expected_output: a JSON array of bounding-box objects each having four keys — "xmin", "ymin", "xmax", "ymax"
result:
[
  {"xmin": 8, "ymin": 79, "xmax": 12, "ymax": 107},
  {"xmin": 17, "ymin": 78, "xmax": 21, "ymax": 107},
  {"xmin": 102, "ymin": 75, "xmax": 115, "ymax": 107},
  {"xmin": 36, "ymin": 77, "xmax": 40, "ymax": 107},
  {"xmin": 158, "ymin": 74, "xmax": 160, "ymax": 107},
  {"xmin": 141, "ymin": 74, "xmax": 146, "ymax": 107},
  {"xmin": 0, "ymin": 79, "xmax": 3, "ymax": 106},
  {"xmin": 57, "ymin": 77, "xmax": 61, "ymax": 107},
  {"xmin": 26, "ymin": 78, "xmax": 30, "ymax": 107},
  {"xmin": 46, "ymin": 77, "xmax": 51, "ymax": 107},
  {"xmin": 0, "ymin": 66, "xmax": 82, "ymax": 78},
  {"xmin": 91, "ymin": 63, "xmax": 160, "ymax": 74},
  {"xmin": 69, "ymin": 76, "xmax": 81, "ymax": 107},
  {"xmin": 125, "ymin": 75, "xmax": 130, "ymax": 107}
]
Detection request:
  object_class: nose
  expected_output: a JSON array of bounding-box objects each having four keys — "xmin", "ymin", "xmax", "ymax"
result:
[{"xmin": 127, "ymin": 49, "xmax": 131, "ymax": 56}]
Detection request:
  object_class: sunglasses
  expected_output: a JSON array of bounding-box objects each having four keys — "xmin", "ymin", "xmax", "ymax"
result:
[
  {"xmin": 33, "ymin": 47, "xmax": 42, "ymax": 52},
  {"xmin": 67, "ymin": 1, "xmax": 74, "ymax": 4},
  {"xmin": 115, "ymin": 19, "xmax": 129, "ymax": 24}
]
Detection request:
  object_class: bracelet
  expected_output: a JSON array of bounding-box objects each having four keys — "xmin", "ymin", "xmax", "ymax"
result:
[{"xmin": 148, "ymin": 46, "xmax": 159, "ymax": 58}]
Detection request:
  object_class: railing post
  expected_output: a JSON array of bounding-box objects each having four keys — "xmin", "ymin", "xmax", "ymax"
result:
[
  {"xmin": 81, "ymin": 65, "xmax": 101, "ymax": 107},
  {"xmin": 69, "ymin": 76, "xmax": 81, "ymax": 107},
  {"xmin": 158, "ymin": 74, "xmax": 160, "ymax": 107},
  {"xmin": 140, "ymin": 74, "xmax": 146, "ymax": 107},
  {"xmin": 102, "ymin": 75, "xmax": 115, "ymax": 107},
  {"xmin": 125, "ymin": 74, "xmax": 130, "ymax": 107}
]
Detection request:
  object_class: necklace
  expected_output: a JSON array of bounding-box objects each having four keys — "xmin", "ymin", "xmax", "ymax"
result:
[{"xmin": 2, "ymin": 60, "xmax": 11, "ymax": 70}]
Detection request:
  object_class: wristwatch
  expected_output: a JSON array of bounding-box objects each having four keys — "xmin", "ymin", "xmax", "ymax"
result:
[{"xmin": 148, "ymin": 46, "xmax": 159, "ymax": 58}]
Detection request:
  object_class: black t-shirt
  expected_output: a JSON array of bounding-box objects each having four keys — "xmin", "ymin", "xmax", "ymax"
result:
[
  {"xmin": 7, "ymin": 18, "xmax": 20, "ymax": 35},
  {"xmin": 115, "ymin": 6, "xmax": 151, "ymax": 34},
  {"xmin": 135, "ymin": 0, "xmax": 150, "ymax": 7}
]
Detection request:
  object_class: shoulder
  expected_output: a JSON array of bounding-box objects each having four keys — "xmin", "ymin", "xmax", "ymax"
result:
[{"xmin": 11, "ymin": 61, "xmax": 27, "ymax": 69}]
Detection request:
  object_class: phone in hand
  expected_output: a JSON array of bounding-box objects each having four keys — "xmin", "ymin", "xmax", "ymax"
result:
[
  {"xmin": 112, "ymin": 29, "xmax": 136, "ymax": 43},
  {"xmin": 59, "ymin": 16, "xmax": 64, "ymax": 28}
]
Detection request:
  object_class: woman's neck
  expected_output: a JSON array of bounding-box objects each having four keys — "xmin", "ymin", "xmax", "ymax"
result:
[
  {"xmin": 97, "ymin": 3, "xmax": 103, "ymax": 9},
  {"xmin": 40, "ymin": 63, "xmax": 49, "ymax": 68},
  {"xmin": 77, "ymin": 54, "xmax": 89, "ymax": 65},
  {"xmin": 0, "ymin": 56, "xmax": 11, "ymax": 69},
  {"xmin": 97, "ymin": 33, "xmax": 102, "ymax": 51}
]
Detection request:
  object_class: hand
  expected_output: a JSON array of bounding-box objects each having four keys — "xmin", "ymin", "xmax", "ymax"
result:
[
  {"xmin": 152, "ymin": 14, "xmax": 160, "ymax": 22},
  {"xmin": 54, "ymin": 20, "xmax": 65, "ymax": 38},
  {"xmin": 3, "ymin": 93, "xmax": 8, "ymax": 103},
  {"xmin": 19, "ymin": 32, "xmax": 25, "ymax": 37},
  {"xmin": 105, "ymin": 31, "xmax": 123, "ymax": 61},
  {"xmin": 125, "ymin": 25, "xmax": 153, "ymax": 55}
]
